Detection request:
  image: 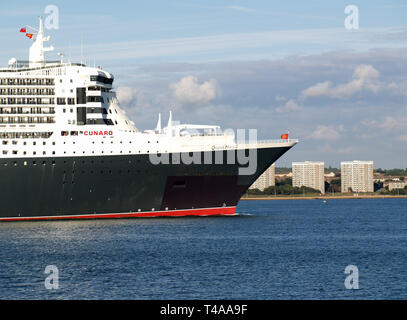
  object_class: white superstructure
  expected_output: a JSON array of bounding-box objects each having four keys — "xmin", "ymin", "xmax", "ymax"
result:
[{"xmin": 0, "ymin": 17, "xmax": 297, "ymax": 161}]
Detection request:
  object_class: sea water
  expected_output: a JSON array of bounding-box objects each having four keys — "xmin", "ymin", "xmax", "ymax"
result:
[{"xmin": 0, "ymin": 198, "xmax": 406, "ymax": 299}]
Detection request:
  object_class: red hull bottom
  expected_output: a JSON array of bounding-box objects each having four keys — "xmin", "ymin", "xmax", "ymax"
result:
[{"xmin": 0, "ymin": 206, "xmax": 237, "ymax": 222}]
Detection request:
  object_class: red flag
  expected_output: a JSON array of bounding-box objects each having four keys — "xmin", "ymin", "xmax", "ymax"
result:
[
  {"xmin": 25, "ymin": 33, "xmax": 33, "ymax": 39},
  {"xmin": 281, "ymin": 133, "xmax": 289, "ymax": 139},
  {"xmin": 20, "ymin": 27, "xmax": 26, "ymax": 33}
]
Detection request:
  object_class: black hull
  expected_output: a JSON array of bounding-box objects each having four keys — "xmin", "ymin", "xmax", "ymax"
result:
[{"xmin": 0, "ymin": 146, "xmax": 292, "ymax": 220}]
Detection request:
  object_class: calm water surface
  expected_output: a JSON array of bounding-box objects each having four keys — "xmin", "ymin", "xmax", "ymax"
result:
[{"xmin": 0, "ymin": 199, "xmax": 406, "ymax": 299}]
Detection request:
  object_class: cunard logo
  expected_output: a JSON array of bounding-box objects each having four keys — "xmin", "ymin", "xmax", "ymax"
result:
[{"xmin": 83, "ymin": 130, "xmax": 113, "ymax": 136}]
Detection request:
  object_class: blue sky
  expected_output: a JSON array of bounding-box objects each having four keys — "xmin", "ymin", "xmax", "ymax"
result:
[{"xmin": 1, "ymin": 0, "xmax": 407, "ymax": 168}]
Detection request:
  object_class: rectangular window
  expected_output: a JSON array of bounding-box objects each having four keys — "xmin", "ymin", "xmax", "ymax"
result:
[
  {"xmin": 86, "ymin": 96, "xmax": 103, "ymax": 103},
  {"xmin": 57, "ymin": 98, "xmax": 66, "ymax": 105},
  {"xmin": 90, "ymin": 75, "xmax": 113, "ymax": 85},
  {"xmin": 76, "ymin": 88, "xmax": 86, "ymax": 104},
  {"xmin": 76, "ymin": 107, "xmax": 87, "ymax": 125}
]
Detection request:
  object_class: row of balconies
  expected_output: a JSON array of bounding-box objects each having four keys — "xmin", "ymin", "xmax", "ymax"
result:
[
  {"xmin": 0, "ymin": 78, "xmax": 55, "ymax": 86},
  {"xmin": 0, "ymin": 116, "xmax": 55, "ymax": 124},
  {"xmin": 0, "ymin": 107, "xmax": 55, "ymax": 114},
  {"xmin": 0, "ymin": 98, "xmax": 55, "ymax": 105},
  {"xmin": 0, "ymin": 88, "xmax": 55, "ymax": 95},
  {"xmin": 0, "ymin": 132, "xmax": 53, "ymax": 139}
]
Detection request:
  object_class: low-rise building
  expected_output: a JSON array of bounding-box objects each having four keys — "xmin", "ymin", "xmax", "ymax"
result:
[{"xmin": 388, "ymin": 181, "xmax": 407, "ymax": 191}]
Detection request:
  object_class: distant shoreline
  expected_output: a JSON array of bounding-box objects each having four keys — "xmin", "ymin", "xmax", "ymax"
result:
[{"xmin": 241, "ymin": 195, "xmax": 407, "ymax": 200}]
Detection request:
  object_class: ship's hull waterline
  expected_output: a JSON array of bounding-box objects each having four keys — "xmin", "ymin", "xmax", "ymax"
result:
[{"xmin": 0, "ymin": 146, "xmax": 291, "ymax": 221}]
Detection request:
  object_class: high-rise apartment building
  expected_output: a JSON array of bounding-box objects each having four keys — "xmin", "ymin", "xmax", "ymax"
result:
[
  {"xmin": 341, "ymin": 161, "xmax": 374, "ymax": 193},
  {"xmin": 250, "ymin": 163, "xmax": 275, "ymax": 191},
  {"xmin": 292, "ymin": 161, "xmax": 325, "ymax": 194}
]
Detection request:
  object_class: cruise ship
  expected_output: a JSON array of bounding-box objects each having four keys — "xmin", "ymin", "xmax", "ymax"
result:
[{"xmin": 0, "ymin": 17, "xmax": 298, "ymax": 221}]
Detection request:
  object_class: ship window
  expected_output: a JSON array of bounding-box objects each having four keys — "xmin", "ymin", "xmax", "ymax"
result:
[
  {"xmin": 57, "ymin": 98, "xmax": 66, "ymax": 105},
  {"xmin": 2, "ymin": 150, "xmax": 7, "ymax": 154},
  {"xmin": 90, "ymin": 75, "xmax": 113, "ymax": 85},
  {"xmin": 87, "ymin": 96, "xmax": 103, "ymax": 103},
  {"xmin": 61, "ymin": 131, "xmax": 69, "ymax": 136},
  {"xmin": 2, "ymin": 141, "xmax": 8, "ymax": 145}
]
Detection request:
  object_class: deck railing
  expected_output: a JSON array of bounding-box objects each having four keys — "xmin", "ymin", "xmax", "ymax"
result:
[{"xmin": 255, "ymin": 139, "xmax": 299, "ymax": 144}]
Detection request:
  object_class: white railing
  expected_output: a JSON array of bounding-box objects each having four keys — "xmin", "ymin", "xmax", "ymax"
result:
[{"xmin": 252, "ymin": 139, "xmax": 299, "ymax": 144}]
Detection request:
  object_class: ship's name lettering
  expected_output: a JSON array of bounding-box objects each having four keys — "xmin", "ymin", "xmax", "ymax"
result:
[{"xmin": 83, "ymin": 131, "xmax": 113, "ymax": 136}]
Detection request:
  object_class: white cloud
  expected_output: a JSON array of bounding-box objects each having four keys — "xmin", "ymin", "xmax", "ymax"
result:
[
  {"xmin": 225, "ymin": 6, "xmax": 258, "ymax": 13},
  {"xmin": 320, "ymin": 144, "xmax": 356, "ymax": 154},
  {"xmin": 116, "ymin": 86, "xmax": 141, "ymax": 105},
  {"xmin": 301, "ymin": 64, "xmax": 381, "ymax": 99},
  {"xmin": 362, "ymin": 116, "xmax": 407, "ymax": 131},
  {"xmin": 275, "ymin": 95, "xmax": 286, "ymax": 102},
  {"xmin": 276, "ymin": 99, "xmax": 302, "ymax": 113},
  {"xmin": 308, "ymin": 125, "xmax": 341, "ymax": 140},
  {"xmin": 387, "ymin": 80, "xmax": 407, "ymax": 97},
  {"xmin": 45, "ymin": 27, "xmax": 407, "ymax": 64},
  {"xmin": 170, "ymin": 76, "xmax": 219, "ymax": 105}
]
